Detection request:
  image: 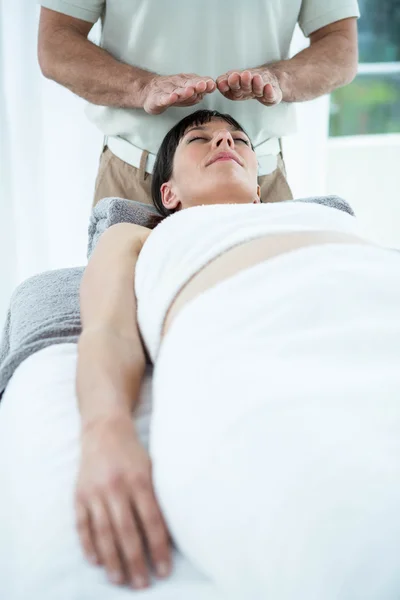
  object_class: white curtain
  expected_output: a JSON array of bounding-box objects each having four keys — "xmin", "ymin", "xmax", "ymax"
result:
[
  {"xmin": 0, "ymin": 2, "xmax": 103, "ymax": 325},
  {"xmin": 0, "ymin": 3, "xmax": 330, "ymax": 326}
]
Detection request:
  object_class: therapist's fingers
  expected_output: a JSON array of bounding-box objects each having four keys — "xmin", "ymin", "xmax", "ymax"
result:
[
  {"xmin": 143, "ymin": 83, "xmax": 198, "ymax": 114},
  {"xmin": 260, "ymin": 82, "xmax": 282, "ymax": 106},
  {"xmin": 173, "ymin": 89, "xmax": 206, "ymax": 107},
  {"xmin": 216, "ymin": 74, "xmax": 230, "ymax": 93},
  {"xmin": 205, "ymin": 79, "xmax": 216, "ymax": 93},
  {"xmin": 252, "ymin": 73, "xmax": 265, "ymax": 97},
  {"xmin": 227, "ymin": 72, "xmax": 241, "ymax": 92},
  {"xmin": 239, "ymin": 70, "xmax": 253, "ymax": 94},
  {"xmin": 174, "ymin": 78, "xmax": 215, "ymax": 98},
  {"xmin": 193, "ymin": 80, "xmax": 207, "ymax": 94},
  {"xmin": 264, "ymin": 82, "xmax": 276, "ymax": 101},
  {"xmin": 149, "ymin": 91, "xmax": 180, "ymax": 113},
  {"xmin": 217, "ymin": 70, "xmax": 261, "ymax": 100},
  {"xmin": 175, "ymin": 93, "xmax": 205, "ymax": 107},
  {"xmin": 154, "ymin": 88, "xmax": 200, "ymax": 112},
  {"xmin": 175, "ymin": 85, "xmax": 196, "ymax": 98}
]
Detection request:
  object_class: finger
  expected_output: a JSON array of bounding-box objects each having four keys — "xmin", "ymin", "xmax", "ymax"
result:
[
  {"xmin": 75, "ymin": 498, "xmax": 100, "ymax": 566},
  {"xmin": 176, "ymin": 86, "xmax": 196, "ymax": 99},
  {"xmin": 194, "ymin": 80, "xmax": 207, "ymax": 94},
  {"xmin": 194, "ymin": 78, "xmax": 215, "ymax": 94},
  {"xmin": 150, "ymin": 92, "xmax": 179, "ymax": 114},
  {"xmin": 183, "ymin": 89, "xmax": 198, "ymax": 102},
  {"xmin": 239, "ymin": 70, "xmax": 253, "ymax": 93},
  {"xmin": 216, "ymin": 76, "xmax": 230, "ymax": 93},
  {"xmin": 165, "ymin": 92, "xmax": 179, "ymax": 105},
  {"xmin": 179, "ymin": 93, "xmax": 205, "ymax": 105},
  {"xmin": 175, "ymin": 94, "xmax": 205, "ymax": 108},
  {"xmin": 262, "ymin": 83, "xmax": 277, "ymax": 103},
  {"xmin": 252, "ymin": 73, "xmax": 265, "ymax": 97},
  {"xmin": 90, "ymin": 495, "xmax": 125, "ymax": 585},
  {"xmin": 133, "ymin": 485, "xmax": 171, "ymax": 580},
  {"xmin": 190, "ymin": 92, "xmax": 205, "ymax": 103},
  {"xmin": 205, "ymin": 79, "xmax": 216, "ymax": 93},
  {"xmin": 227, "ymin": 72, "xmax": 241, "ymax": 92},
  {"xmin": 107, "ymin": 490, "xmax": 149, "ymax": 590}
]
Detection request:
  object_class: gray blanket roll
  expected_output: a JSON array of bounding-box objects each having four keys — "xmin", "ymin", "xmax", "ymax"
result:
[
  {"xmin": 0, "ymin": 195, "xmax": 355, "ymax": 399},
  {"xmin": 0, "ymin": 268, "xmax": 83, "ymax": 399},
  {"xmin": 87, "ymin": 197, "xmax": 162, "ymax": 258}
]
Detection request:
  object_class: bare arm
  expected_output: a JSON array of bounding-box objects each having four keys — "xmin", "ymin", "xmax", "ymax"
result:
[
  {"xmin": 75, "ymin": 223, "xmax": 172, "ymax": 589},
  {"xmin": 270, "ymin": 18, "xmax": 359, "ymax": 102},
  {"xmin": 216, "ymin": 18, "xmax": 359, "ymax": 106},
  {"xmin": 37, "ymin": 7, "xmax": 216, "ymax": 113},
  {"xmin": 76, "ymin": 222, "xmax": 149, "ymax": 427},
  {"xmin": 38, "ymin": 7, "xmax": 151, "ymax": 108}
]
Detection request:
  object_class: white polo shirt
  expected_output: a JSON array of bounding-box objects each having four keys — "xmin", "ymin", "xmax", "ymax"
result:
[{"xmin": 40, "ymin": 0, "xmax": 360, "ymax": 169}]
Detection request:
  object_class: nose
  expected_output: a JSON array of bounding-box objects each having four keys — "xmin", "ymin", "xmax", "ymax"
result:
[{"xmin": 212, "ymin": 130, "xmax": 234, "ymax": 150}]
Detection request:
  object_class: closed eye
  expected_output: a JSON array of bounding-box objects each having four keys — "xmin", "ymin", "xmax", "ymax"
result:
[{"xmin": 189, "ymin": 136, "xmax": 250, "ymax": 145}]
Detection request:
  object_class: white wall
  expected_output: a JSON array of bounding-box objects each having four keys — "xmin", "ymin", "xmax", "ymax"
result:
[{"xmin": 326, "ymin": 135, "xmax": 400, "ymax": 249}]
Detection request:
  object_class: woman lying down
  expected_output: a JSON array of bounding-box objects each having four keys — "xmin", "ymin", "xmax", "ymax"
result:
[
  {"xmin": 8, "ymin": 108, "xmax": 400, "ymax": 599},
  {"xmin": 73, "ymin": 109, "xmax": 400, "ymax": 597}
]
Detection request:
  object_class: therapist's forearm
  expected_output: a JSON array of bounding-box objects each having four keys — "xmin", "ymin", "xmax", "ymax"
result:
[
  {"xmin": 39, "ymin": 27, "xmax": 153, "ymax": 108},
  {"xmin": 268, "ymin": 32, "xmax": 358, "ymax": 103}
]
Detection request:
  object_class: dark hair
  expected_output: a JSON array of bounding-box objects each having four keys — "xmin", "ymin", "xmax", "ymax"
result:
[{"xmin": 151, "ymin": 109, "xmax": 254, "ymax": 217}]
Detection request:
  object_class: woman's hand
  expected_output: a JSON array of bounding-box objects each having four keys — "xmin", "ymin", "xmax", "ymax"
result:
[{"xmin": 75, "ymin": 414, "xmax": 171, "ymax": 590}]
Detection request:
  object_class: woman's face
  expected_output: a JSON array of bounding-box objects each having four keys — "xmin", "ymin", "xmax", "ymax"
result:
[{"xmin": 160, "ymin": 118, "xmax": 260, "ymax": 211}]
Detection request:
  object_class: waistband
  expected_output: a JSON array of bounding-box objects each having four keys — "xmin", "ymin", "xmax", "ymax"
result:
[{"xmin": 106, "ymin": 135, "xmax": 281, "ymax": 177}]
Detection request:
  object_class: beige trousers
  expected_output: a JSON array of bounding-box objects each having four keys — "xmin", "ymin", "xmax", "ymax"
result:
[{"xmin": 93, "ymin": 146, "xmax": 293, "ymax": 208}]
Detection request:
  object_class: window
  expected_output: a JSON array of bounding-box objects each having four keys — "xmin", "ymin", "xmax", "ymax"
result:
[{"xmin": 329, "ymin": 0, "xmax": 400, "ymax": 137}]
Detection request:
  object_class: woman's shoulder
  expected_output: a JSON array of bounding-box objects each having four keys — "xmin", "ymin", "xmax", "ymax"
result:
[{"xmin": 99, "ymin": 223, "xmax": 152, "ymax": 254}]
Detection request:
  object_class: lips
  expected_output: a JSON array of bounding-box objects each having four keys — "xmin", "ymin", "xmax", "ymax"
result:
[{"xmin": 207, "ymin": 152, "xmax": 242, "ymax": 167}]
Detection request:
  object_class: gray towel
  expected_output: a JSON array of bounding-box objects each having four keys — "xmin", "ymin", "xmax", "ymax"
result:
[
  {"xmin": 0, "ymin": 198, "xmax": 166, "ymax": 399},
  {"xmin": 295, "ymin": 194, "xmax": 355, "ymax": 217},
  {"xmin": 0, "ymin": 268, "xmax": 83, "ymax": 399},
  {"xmin": 0, "ymin": 195, "xmax": 355, "ymax": 399},
  {"xmin": 87, "ymin": 197, "xmax": 163, "ymax": 259}
]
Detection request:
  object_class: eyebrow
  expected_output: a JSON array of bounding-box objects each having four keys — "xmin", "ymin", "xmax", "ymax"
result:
[{"xmin": 184, "ymin": 125, "xmax": 245, "ymax": 137}]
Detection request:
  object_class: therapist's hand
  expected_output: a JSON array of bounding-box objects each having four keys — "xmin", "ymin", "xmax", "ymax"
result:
[
  {"xmin": 142, "ymin": 73, "xmax": 216, "ymax": 114},
  {"xmin": 75, "ymin": 414, "xmax": 171, "ymax": 590},
  {"xmin": 216, "ymin": 67, "xmax": 283, "ymax": 106}
]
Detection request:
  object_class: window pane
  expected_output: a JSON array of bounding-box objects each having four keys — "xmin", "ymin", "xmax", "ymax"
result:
[
  {"xmin": 329, "ymin": 72, "xmax": 400, "ymax": 137},
  {"xmin": 358, "ymin": 0, "xmax": 400, "ymax": 63}
]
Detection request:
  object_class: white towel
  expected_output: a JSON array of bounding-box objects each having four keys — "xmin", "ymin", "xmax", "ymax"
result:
[
  {"xmin": 150, "ymin": 243, "xmax": 400, "ymax": 599},
  {"xmin": 0, "ymin": 344, "xmax": 224, "ymax": 600}
]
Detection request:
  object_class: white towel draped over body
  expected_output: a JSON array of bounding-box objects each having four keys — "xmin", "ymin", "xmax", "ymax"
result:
[
  {"xmin": 1, "ymin": 243, "xmax": 400, "ymax": 599},
  {"xmin": 0, "ymin": 347, "xmax": 223, "ymax": 600},
  {"xmin": 150, "ymin": 243, "xmax": 400, "ymax": 599}
]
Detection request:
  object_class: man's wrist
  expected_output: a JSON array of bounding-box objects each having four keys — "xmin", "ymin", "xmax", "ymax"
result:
[
  {"xmin": 268, "ymin": 62, "xmax": 292, "ymax": 103},
  {"xmin": 126, "ymin": 68, "xmax": 156, "ymax": 109}
]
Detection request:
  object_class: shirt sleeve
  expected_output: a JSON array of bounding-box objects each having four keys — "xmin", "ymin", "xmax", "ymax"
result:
[
  {"xmin": 38, "ymin": 0, "xmax": 104, "ymax": 23},
  {"xmin": 298, "ymin": 0, "xmax": 361, "ymax": 37}
]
